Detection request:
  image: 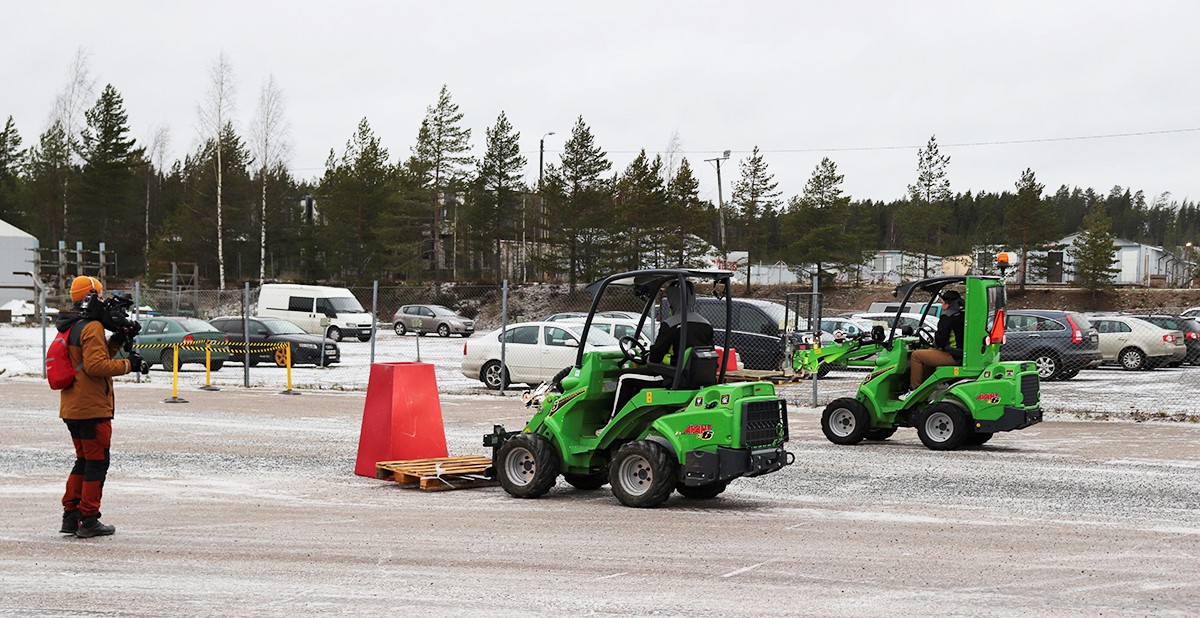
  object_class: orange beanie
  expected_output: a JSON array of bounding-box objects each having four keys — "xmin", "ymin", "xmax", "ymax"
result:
[{"xmin": 70, "ymin": 276, "xmax": 103, "ymax": 303}]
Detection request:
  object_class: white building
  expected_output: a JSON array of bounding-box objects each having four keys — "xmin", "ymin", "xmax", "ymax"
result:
[
  {"xmin": 0, "ymin": 218, "xmax": 39, "ymax": 306},
  {"xmin": 969, "ymin": 236, "xmax": 1190, "ymax": 286}
]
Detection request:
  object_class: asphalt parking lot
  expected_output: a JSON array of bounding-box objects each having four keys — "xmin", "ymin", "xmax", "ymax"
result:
[{"xmin": 1, "ymin": 380, "xmax": 1198, "ymax": 617}]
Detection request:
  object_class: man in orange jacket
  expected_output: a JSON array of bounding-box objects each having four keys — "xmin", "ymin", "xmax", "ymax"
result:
[{"xmin": 57, "ymin": 276, "xmax": 147, "ymax": 538}]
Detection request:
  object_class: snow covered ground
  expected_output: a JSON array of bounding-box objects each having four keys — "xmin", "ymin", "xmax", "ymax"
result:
[{"xmin": 3, "ymin": 323, "xmax": 1197, "ymax": 419}]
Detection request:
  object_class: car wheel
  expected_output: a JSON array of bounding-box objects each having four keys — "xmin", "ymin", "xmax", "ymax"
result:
[
  {"xmin": 821, "ymin": 397, "xmax": 870, "ymax": 445},
  {"xmin": 326, "ymin": 326, "xmax": 342, "ymax": 342},
  {"xmin": 609, "ymin": 440, "xmax": 677, "ymax": 508},
  {"xmin": 437, "ymin": 323, "xmax": 450, "ymax": 337},
  {"xmin": 481, "ymin": 360, "xmax": 508, "ymax": 390},
  {"xmin": 209, "ymin": 361, "xmax": 224, "ymax": 371},
  {"xmin": 917, "ymin": 402, "xmax": 970, "ymax": 451},
  {"xmin": 563, "ymin": 472, "xmax": 608, "ymax": 490},
  {"xmin": 675, "ymin": 481, "xmax": 728, "ymax": 500},
  {"xmin": 248, "ymin": 357, "xmax": 259, "ymax": 367},
  {"xmin": 496, "ymin": 434, "xmax": 560, "ymax": 499},
  {"xmin": 160, "ymin": 349, "xmax": 176, "ymax": 371},
  {"xmin": 1032, "ymin": 352, "xmax": 1059, "ymax": 380},
  {"xmin": 965, "ymin": 432, "xmax": 994, "ymax": 446},
  {"xmin": 864, "ymin": 427, "xmax": 897, "ymax": 441},
  {"xmin": 1118, "ymin": 347, "xmax": 1146, "ymax": 371},
  {"xmin": 394, "ymin": 322, "xmax": 407, "ymax": 336},
  {"xmin": 1057, "ymin": 368, "xmax": 1080, "ymax": 380},
  {"xmin": 357, "ymin": 334, "xmax": 371, "ymax": 342}
]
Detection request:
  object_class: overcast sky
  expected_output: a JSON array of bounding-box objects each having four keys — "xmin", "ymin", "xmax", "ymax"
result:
[{"xmin": 5, "ymin": 1, "xmax": 1199, "ymax": 207}]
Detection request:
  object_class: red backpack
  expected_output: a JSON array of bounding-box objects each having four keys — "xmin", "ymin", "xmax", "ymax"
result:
[{"xmin": 47, "ymin": 321, "xmax": 87, "ymax": 390}]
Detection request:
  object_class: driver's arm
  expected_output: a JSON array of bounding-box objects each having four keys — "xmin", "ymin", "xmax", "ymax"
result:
[{"xmin": 647, "ymin": 326, "xmax": 673, "ymax": 364}]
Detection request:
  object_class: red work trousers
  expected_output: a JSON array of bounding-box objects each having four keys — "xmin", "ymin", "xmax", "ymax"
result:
[{"xmin": 62, "ymin": 419, "xmax": 112, "ymax": 517}]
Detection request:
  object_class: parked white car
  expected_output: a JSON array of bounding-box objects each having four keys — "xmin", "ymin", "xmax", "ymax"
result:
[
  {"xmin": 1182, "ymin": 307, "xmax": 1200, "ymax": 319},
  {"xmin": 559, "ymin": 316, "xmax": 655, "ymax": 347},
  {"xmin": 461, "ymin": 321, "xmax": 620, "ymax": 389},
  {"xmin": 819, "ymin": 316, "xmax": 875, "ymax": 340},
  {"xmin": 1087, "ymin": 315, "xmax": 1187, "ymax": 370}
]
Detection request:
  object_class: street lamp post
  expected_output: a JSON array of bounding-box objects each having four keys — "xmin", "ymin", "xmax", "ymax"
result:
[
  {"xmin": 536, "ymin": 131, "xmax": 555, "ymax": 282},
  {"xmin": 705, "ymin": 150, "xmax": 731, "ymax": 265}
]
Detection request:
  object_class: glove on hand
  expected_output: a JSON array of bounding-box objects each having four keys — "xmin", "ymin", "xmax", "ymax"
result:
[{"xmin": 128, "ymin": 351, "xmax": 150, "ymax": 375}]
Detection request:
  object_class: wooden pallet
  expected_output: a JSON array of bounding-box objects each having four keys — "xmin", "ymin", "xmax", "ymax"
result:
[
  {"xmin": 375, "ymin": 455, "xmax": 498, "ymax": 492},
  {"xmin": 724, "ymin": 369, "xmax": 800, "ymax": 384}
]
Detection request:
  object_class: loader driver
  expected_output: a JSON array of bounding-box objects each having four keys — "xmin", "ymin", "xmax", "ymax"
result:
[
  {"xmin": 907, "ymin": 289, "xmax": 965, "ymax": 393},
  {"xmin": 647, "ymin": 281, "xmax": 714, "ymax": 366}
]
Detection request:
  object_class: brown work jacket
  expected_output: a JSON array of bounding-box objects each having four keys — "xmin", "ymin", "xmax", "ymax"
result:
[{"xmin": 58, "ymin": 318, "xmax": 131, "ymax": 421}]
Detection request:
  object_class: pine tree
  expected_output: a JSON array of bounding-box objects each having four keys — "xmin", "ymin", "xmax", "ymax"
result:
[
  {"xmin": 26, "ymin": 121, "xmax": 72, "ymax": 247},
  {"xmin": 471, "ymin": 111, "xmax": 526, "ymax": 281},
  {"xmin": 412, "ymin": 85, "xmax": 472, "ymax": 279},
  {"xmin": 613, "ymin": 150, "xmax": 666, "ymax": 269},
  {"xmin": 318, "ymin": 118, "xmax": 397, "ymax": 282},
  {"xmin": 1004, "ymin": 168, "xmax": 1057, "ymax": 291},
  {"xmin": 1068, "ymin": 204, "xmax": 1119, "ymax": 292},
  {"xmin": 730, "ymin": 146, "xmax": 780, "ymax": 292},
  {"xmin": 79, "ymin": 84, "xmax": 145, "ymax": 275},
  {"xmin": 0, "ymin": 116, "xmax": 26, "ymax": 226},
  {"xmin": 784, "ymin": 157, "xmax": 870, "ymax": 285},
  {"xmin": 662, "ymin": 158, "xmax": 711, "ymax": 267},
  {"xmin": 545, "ymin": 116, "xmax": 612, "ymax": 288},
  {"xmin": 901, "ymin": 135, "xmax": 952, "ymax": 277}
]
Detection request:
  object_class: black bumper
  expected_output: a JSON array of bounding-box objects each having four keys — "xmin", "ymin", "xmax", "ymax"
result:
[
  {"xmin": 682, "ymin": 445, "xmax": 791, "ymax": 486},
  {"xmin": 976, "ymin": 406, "xmax": 1042, "ymax": 433}
]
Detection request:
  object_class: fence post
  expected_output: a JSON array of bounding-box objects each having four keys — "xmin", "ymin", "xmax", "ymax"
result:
[
  {"xmin": 40, "ymin": 285, "xmax": 48, "ymax": 379},
  {"xmin": 811, "ymin": 274, "xmax": 820, "ymax": 408},
  {"xmin": 370, "ymin": 280, "xmax": 378, "ymax": 364},
  {"xmin": 243, "ymin": 282, "xmax": 250, "ymax": 387},
  {"xmin": 500, "ymin": 279, "xmax": 508, "ymax": 395},
  {"xmin": 134, "ymin": 282, "xmax": 141, "ymax": 384}
]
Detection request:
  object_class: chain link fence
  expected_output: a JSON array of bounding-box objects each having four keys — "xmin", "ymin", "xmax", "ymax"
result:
[{"xmin": 7, "ymin": 283, "xmax": 1197, "ymax": 420}]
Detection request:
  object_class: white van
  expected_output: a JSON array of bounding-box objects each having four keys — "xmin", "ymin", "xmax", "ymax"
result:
[{"xmin": 256, "ymin": 284, "xmax": 374, "ymax": 342}]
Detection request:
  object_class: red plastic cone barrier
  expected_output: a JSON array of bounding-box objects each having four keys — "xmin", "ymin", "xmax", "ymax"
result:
[{"xmin": 354, "ymin": 362, "xmax": 449, "ymax": 477}]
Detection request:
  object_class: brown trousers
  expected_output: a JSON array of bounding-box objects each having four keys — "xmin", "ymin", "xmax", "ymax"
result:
[{"xmin": 910, "ymin": 349, "xmax": 957, "ymax": 390}]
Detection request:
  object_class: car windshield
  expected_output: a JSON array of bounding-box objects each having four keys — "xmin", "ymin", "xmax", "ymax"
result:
[
  {"xmin": 567, "ymin": 324, "xmax": 619, "ymax": 346},
  {"xmin": 756, "ymin": 302, "xmax": 788, "ymax": 329},
  {"xmin": 261, "ymin": 318, "xmax": 306, "ymax": 335},
  {"xmin": 431, "ymin": 306, "xmax": 459, "ymax": 317},
  {"xmin": 326, "ymin": 297, "xmax": 365, "ymax": 313},
  {"xmin": 179, "ymin": 318, "xmax": 218, "ymax": 332}
]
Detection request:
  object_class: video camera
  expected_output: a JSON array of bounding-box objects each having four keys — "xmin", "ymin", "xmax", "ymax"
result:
[{"xmin": 79, "ymin": 291, "xmax": 142, "ymax": 342}]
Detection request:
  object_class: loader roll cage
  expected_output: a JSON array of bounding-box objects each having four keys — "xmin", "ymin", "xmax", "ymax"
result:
[
  {"xmin": 889, "ymin": 274, "xmax": 1006, "ymax": 367},
  {"xmin": 580, "ymin": 269, "xmax": 735, "ymax": 390}
]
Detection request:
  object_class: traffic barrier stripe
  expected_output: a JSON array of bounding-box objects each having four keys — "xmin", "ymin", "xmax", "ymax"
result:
[{"xmin": 132, "ymin": 342, "xmax": 289, "ymax": 352}]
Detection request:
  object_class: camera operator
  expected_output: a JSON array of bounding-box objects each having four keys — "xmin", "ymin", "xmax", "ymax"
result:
[{"xmin": 55, "ymin": 276, "xmax": 148, "ymax": 538}]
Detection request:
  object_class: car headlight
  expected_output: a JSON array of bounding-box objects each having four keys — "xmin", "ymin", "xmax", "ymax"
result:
[{"xmin": 298, "ymin": 343, "xmax": 318, "ymax": 349}]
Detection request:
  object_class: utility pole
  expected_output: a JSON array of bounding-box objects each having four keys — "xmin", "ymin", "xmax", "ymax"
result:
[
  {"xmin": 537, "ymin": 131, "xmax": 555, "ymax": 282},
  {"xmin": 705, "ymin": 150, "xmax": 731, "ymax": 265}
]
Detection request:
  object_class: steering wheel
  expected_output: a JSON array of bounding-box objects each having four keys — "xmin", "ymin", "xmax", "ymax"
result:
[
  {"xmin": 619, "ymin": 335, "xmax": 648, "ymax": 365},
  {"xmin": 918, "ymin": 323, "xmax": 938, "ymax": 347}
]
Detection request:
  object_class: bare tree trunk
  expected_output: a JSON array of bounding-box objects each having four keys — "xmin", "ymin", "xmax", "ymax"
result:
[
  {"xmin": 198, "ymin": 52, "xmax": 236, "ymax": 292},
  {"xmin": 250, "ymin": 76, "xmax": 290, "ymax": 285},
  {"xmin": 52, "ymin": 48, "xmax": 96, "ymax": 241}
]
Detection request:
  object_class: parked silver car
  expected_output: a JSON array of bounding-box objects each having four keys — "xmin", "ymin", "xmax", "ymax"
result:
[
  {"xmin": 392, "ymin": 304, "xmax": 474, "ymax": 337},
  {"xmin": 1087, "ymin": 315, "xmax": 1186, "ymax": 370}
]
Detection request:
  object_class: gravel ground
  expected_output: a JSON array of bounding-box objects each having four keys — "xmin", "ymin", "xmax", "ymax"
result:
[{"xmin": 1, "ymin": 380, "xmax": 1198, "ymax": 617}]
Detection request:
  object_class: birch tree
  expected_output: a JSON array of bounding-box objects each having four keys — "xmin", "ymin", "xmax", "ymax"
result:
[
  {"xmin": 249, "ymin": 75, "xmax": 291, "ymax": 284},
  {"xmin": 197, "ymin": 52, "xmax": 236, "ymax": 290},
  {"xmin": 50, "ymin": 48, "xmax": 96, "ymax": 239},
  {"xmin": 144, "ymin": 125, "xmax": 170, "ymax": 273}
]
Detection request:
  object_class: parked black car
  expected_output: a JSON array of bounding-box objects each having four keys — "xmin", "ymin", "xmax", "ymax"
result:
[
  {"xmin": 1129, "ymin": 314, "xmax": 1200, "ymax": 365},
  {"xmin": 210, "ymin": 316, "xmax": 340, "ymax": 366},
  {"xmin": 695, "ymin": 297, "xmax": 787, "ymax": 371},
  {"xmin": 1002, "ymin": 309, "xmax": 1102, "ymax": 380}
]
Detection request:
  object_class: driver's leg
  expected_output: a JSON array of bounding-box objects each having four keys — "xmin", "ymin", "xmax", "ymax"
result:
[{"xmin": 910, "ymin": 349, "xmax": 955, "ymax": 390}]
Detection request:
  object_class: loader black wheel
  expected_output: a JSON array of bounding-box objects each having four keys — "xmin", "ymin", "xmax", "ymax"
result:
[
  {"xmin": 821, "ymin": 397, "xmax": 870, "ymax": 445},
  {"xmin": 496, "ymin": 433, "xmax": 560, "ymax": 498},
  {"xmin": 864, "ymin": 427, "xmax": 897, "ymax": 441},
  {"xmin": 563, "ymin": 472, "xmax": 607, "ymax": 490},
  {"xmin": 609, "ymin": 440, "xmax": 677, "ymax": 508},
  {"xmin": 917, "ymin": 402, "xmax": 970, "ymax": 451},
  {"xmin": 816, "ymin": 361, "xmax": 831, "ymax": 379},
  {"xmin": 675, "ymin": 481, "xmax": 728, "ymax": 500},
  {"xmin": 965, "ymin": 432, "xmax": 994, "ymax": 446}
]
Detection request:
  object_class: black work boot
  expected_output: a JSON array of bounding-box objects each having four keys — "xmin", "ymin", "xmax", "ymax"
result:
[
  {"xmin": 60, "ymin": 510, "xmax": 80, "ymax": 534},
  {"xmin": 75, "ymin": 515, "xmax": 115, "ymax": 538}
]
